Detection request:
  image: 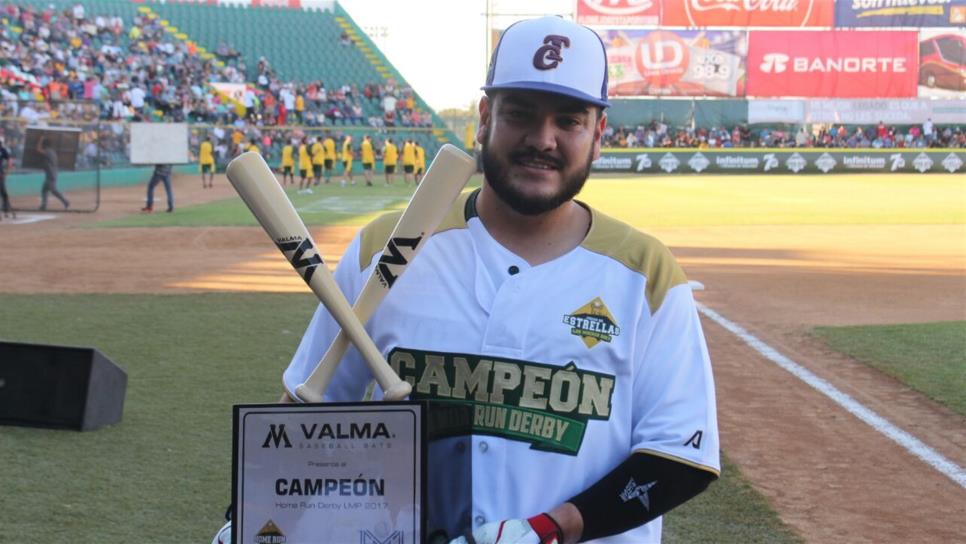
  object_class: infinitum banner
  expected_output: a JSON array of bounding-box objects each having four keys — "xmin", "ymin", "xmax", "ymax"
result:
[{"xmin": 591, "ymin": 149, "xmax": 964, "ymax": 174}]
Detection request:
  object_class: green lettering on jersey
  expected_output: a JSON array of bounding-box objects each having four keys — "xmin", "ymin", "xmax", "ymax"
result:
[{"xmin": 389, "ymin": 348, "xmax": 615, "ymax": 455}]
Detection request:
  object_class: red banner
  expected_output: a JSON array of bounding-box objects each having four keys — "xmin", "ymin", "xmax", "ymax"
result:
[
  {"xmin": 576, "ymin": 0, "xmax": 660, "ymax": 26},
  {"xmin": 747, "ymin": 31, "xmax": 918, "ymax": 98},
  {"xmin": 661, "ymin": 0, "xmax": 834, "ymax": 27}
]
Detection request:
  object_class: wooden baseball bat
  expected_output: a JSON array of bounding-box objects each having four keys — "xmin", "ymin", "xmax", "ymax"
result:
[
  {"xmin": 294, "ymin": 144, "xmax": 476, "ymax": 402},
  {"xmin": 225, "ymin": 152, "xmax": 412, "ymax": 401}
]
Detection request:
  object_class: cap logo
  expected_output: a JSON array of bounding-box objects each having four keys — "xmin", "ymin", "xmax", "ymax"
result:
[{"xmin": 533, "ymin": 34, "xmax": 571, "ymax": 70}]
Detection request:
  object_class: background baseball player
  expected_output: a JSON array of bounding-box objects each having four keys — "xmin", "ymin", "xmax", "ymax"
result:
[
  {"xmin": 198, "ymin": 136, "xmax": 215, "ymax": 188},
  {"xmin": 383, "ymin": 137, "xmax": 398, "ymax": 185},
  {"xmin": 279, "ymin": 139, "xmax": 295, "ymax": 185},
  {"xmin": 276, "ymin": 16, "xmax": 720, "ymax": 544},
  {"xmin": 360, "ymin": 134, "xmax": 375, "ymax": 186}
]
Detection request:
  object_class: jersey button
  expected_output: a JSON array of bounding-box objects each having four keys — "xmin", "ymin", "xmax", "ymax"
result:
[
  {"xmin": 508, "ymin": 265, "xmax": 519, "ymax": 275},
  {"xmin": 475, "ymin": 515, "xmax": 485, "ymax": 526},
  {"xmin": 478, "ymin": 441, "xmax": 489, "ymax": 453},
  {"xmin": 455, "ymin": 441, "xmax": 466, "ymax": 453}
]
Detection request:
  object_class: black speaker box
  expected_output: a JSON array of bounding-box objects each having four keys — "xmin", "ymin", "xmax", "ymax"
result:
[{"xmin": 0, "ymin": 341, "xmax": 127, "ymax": 431}]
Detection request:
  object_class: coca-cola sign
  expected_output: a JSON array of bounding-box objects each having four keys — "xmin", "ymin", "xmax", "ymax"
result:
[
  {"xmin": 576, "ymin": 0, "xmax": 660, "ymax": 26},
  {"xmin": 661, "ymin": 0, "xmax": 835, "ymax": 27}
]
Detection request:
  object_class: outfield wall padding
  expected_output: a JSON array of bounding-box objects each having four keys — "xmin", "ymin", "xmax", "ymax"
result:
[{"xmin": 591, "ymin": 149, "xmax": 964, "ymax": 175}]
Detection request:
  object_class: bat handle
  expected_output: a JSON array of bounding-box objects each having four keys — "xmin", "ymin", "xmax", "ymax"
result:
[
  {"xmin": 295, "ymin": 329, "xmax": 413, "ymax": 402},
  {"xmin": 382, "ymin": 380, "xmax": 413, "ymax": 401},
  {"xmin": 294, "ymin": 331, "xmax": 350, "ymax": 403}
]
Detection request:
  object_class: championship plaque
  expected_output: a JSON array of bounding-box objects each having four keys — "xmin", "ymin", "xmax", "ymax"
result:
[{"xmin": 233, "ymin": 403, "xmax": 426, "ymax": 544}]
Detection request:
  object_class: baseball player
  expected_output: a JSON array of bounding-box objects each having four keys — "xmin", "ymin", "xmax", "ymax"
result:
[
  {"xmin": 272, "ymin": 16, "xmax": 720, "ymax": 544},
  {"xmin": 360, "ymin": 134, "xmax": 375, "ymax": 186},
  {"xmin": 340, "ymin": 134, "xmax": 354, "ymax": 187},
  {"xmin": 310, "ymin": 136, "xmax": 325, "ymax": 186},
  {"xmin": 401, "ymin": 138, "xmax": 416, "ymax": 184},
  {"xmin": 322, "ymin": 133, "xmax": 337, "ymax": 184},
  {"xmin": 198, "ymin": 136, "xmax": 215, "ymax": 188},
  {"xmin": 279, "ymin": 140, "xmax": 295, "ymax": 186},
  {"xmin": 215, "ymin": 15, "xmax": 721, "ymax": 544},
  {"xmin": 383, "ymin": 138, "xmax": 398, "ymax": 185},
  {"xmin": 297, "ymin": 137, "xmax": 312, "ymax": 193},
  {"xmin": 414, "ymin": 141, "xmax": 426, "ymax": 185}
]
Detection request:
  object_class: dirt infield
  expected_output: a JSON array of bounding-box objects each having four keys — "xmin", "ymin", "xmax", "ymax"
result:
[{"xmin": 1, "ymin": 174, "xmax": 964, "ymax": 542}]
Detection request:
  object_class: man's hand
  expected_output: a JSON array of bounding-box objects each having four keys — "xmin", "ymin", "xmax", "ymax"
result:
[{"xmin": 449, "ymin": 514, "xmax": 562, "ymax": 544}]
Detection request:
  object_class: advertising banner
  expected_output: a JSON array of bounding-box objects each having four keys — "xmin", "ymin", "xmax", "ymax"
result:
[
  {"xmin": 918, "ymin": 29, "xmax": 966, "ymax": 97},
  {"xmin": 747, "ymin": 30, "xmax": 918, "ymax": 98},
  {"xmin": 604, "ymin": 29, "xmax": 747, "ymax": 97},
  {"xmin": 661, "ymin": 0, "xmax": 835, "ymax": 27},
  {"xmin": 835, "ymin": 0, "xmax": 966, "ymax": 28},
  {"xmin": 576, "ymin": 0, "xmax": 661, "ymax": 26},
  {"xmin": 805, "ymin": 99, "xmax": 966, "ymax": 124},
  {"xmin": 591, "ymin": 149, "xmax": 963, "ymax": 174},
  {"xmin": 748, "ymin": 100, "xmax": 806, "ymax": 123}
]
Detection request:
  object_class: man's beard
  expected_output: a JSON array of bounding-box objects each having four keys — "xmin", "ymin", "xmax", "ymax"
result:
[{"xmin": 480, "ymin": 138, "xmax": 594, "ymax": 216}]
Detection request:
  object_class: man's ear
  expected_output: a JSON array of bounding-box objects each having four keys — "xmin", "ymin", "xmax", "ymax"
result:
[
  {"xmin": 477, "ymin": 96, "xmax": 491, "ymax": 145},
  {"xmin": 592, "ymin": 110, "xmax": 608, "ymax": 160}
]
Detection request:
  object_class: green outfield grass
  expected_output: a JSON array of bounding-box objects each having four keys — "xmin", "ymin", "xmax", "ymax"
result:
[
  {"xmin": 578, "ymin": 173, "xmax": 966, "ymax": 227},
  {"xmin": 92, "ymin": 179, "xmax": 483, "ymax": 228},
  {"xmin": 811, "ymin": 321, "xmax": 966, "ymax": 417},
  {"xmin": 90, "ymin": 172, "xmax": 965, "ymax": 229},
  {"xmin": 0, "ymin": 294, "xmax": 799, "ymax": 543}
]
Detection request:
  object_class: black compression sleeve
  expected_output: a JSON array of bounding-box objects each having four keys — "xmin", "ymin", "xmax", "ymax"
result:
[{"xmin": 569, "ymin": 452, "xmax": 717, "ymax": 542}]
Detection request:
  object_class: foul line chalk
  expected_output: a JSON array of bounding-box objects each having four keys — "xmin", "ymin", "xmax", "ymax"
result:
[{"xmin": 697, "ymin": 303, "xmax": 966, "ymax": 490}]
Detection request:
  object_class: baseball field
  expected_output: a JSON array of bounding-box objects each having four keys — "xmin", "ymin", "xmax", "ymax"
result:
[{"xmin": 0, "ymin": 170, "xmax": 963, "ymax": 542}]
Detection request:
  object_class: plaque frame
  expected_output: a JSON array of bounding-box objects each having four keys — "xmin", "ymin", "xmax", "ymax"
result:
[{"xmin": 232, "ymin": 402, "xmax": 427, "ymax": 544}]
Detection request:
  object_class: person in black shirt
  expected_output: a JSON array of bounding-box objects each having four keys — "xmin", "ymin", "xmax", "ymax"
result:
[
  {"xmin": 38, "ymin": 136, "xmax": 70, "ymax": 211},
  {"xmin": 141, "ymin": 164, "xmax": 174, "ymax": 213},
  {"xmin": 0, "ymin": 136, "xmax": 13, "ymax": 219}
]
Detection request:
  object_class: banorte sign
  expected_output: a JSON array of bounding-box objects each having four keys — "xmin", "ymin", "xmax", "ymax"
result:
[
  {"xmin": 747, "ymin": 31, "xmax": 919, "ymax": 98},
  {"xmin": 576, "ymin": 0, "xmax": 661, "ymax": 26},
  {"xmin": 661, "ymin": 0, "xmax": 835, "ymax": 27}
]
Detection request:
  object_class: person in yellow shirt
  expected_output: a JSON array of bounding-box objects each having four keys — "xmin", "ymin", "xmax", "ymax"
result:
[
  {"xmin": 382, "ymin": 138, "xmax": 398, "ymax": 186},
  {"xmin": 279, "ymin": 140, "xmax": 295, "ymax": 186},
  {"xmin": 198, "ymin": 136, "xmax": 215, "ymax": 188},
  {"xmin": 295, "ymin": 94, "xmax": 305, "ymax": 124},
  {"xmin": 414, "ymin": 142, "xmax": 426, "ymax": 185},
  {"xmin": 340, "ymin": 135, "xmax": 354, "ymax": 187},
  {"xmin": 246, "ymin": 139, "xmax": 260, "ymax": 154},
  {"xmin": 401, "ymin": 139, "xmax": 416, "ymax": 185},
  {"xmin": 360, "ymin": 135, "xmax": 375, "ymax": 187},
  {"xmin": 323, "ymin": 134, "xmax": 337, "ymax": 185},
  {"xmin": 298, "ymin": 137, "xmax": 313, "ymax": 193},
  {"xmin": 311, "ymin": 137, "xmax": 325, "ymax": 185}
]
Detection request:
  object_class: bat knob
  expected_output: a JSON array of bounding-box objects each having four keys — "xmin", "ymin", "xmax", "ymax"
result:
[
  {"xmin": 382, "ymin": 381, "xmax": 413, "ymax": 401},
  {"xmin": 294, "ymin": 384, "xmax": 323, "ymax": 404}
]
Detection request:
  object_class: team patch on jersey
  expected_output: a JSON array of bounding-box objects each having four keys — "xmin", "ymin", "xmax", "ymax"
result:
[
  {"xmin": 563, "ymin": 297, "xmax": 621, "ymax": 348},
  {"xmin": 388, "ymin": 348, "xmax": 616, "ymax": 455}
]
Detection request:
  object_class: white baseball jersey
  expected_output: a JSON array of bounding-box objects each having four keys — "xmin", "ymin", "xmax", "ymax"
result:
[{"xmin": 284, "ymin": 190, "xmax": 720, "ymax": 543}]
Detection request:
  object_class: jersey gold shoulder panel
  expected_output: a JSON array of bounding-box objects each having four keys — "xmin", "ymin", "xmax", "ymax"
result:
[
  {"xmin": 581, "ymin": 207, "xmax": 688, "ymax": 315},
  {"xmin": 356, "ymin": 190, "xmax": 474, "ymax": 271}
]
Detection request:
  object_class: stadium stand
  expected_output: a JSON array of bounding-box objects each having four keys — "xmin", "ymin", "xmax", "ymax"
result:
[
  {"xmin": 0, "ymin": 0, "xmax": 960, "ymax": 185},
  {"xmin": 0, "ymin": 0, "xmax": 460, "ymax": 174}
]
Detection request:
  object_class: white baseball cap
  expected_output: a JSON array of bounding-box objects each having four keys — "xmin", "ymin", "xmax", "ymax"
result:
[{"xmin": 483, "ymin": 16, "xmax": 610, "ymax": 108}]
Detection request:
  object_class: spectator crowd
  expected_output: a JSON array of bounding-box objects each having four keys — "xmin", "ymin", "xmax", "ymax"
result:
[
  {"xmin": 602, "ymin": 120, "xmax": 965, "ymax": 150},
  {"xmin": 0, "ymin": 1, "xmax": 435, "ymax": 129},
  {"xmin": 1, "ymin": 0, "xmax": 962, "ymax": 173}
]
